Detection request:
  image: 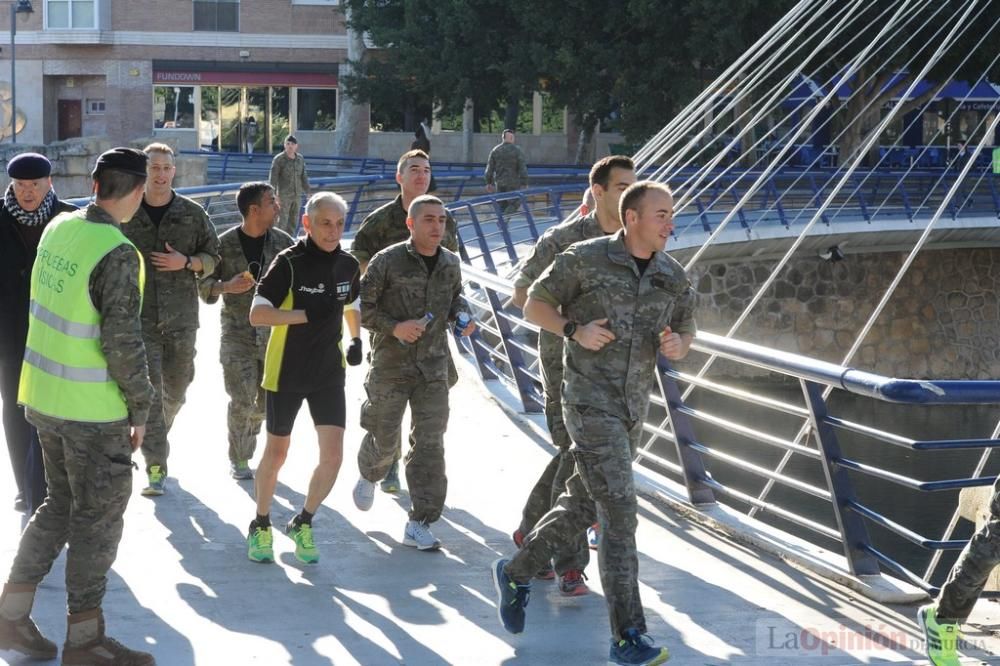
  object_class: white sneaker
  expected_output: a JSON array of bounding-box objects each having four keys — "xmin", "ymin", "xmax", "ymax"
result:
[
  {"xmin": 403, "ymin": 520, "xmax": 441, "ymax": 551},
  {"xmin": 353, "ymin": 477, "xmax": 375, "ymax": 511}
]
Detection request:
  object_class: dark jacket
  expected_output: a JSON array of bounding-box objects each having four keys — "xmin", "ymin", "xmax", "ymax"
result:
[{"xmin": 0, "ymin": 199, "xmax": 77, "ymax": 359}]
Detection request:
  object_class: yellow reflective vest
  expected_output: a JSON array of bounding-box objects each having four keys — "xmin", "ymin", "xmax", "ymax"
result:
[{"xmin": 18, "ymin": 212, "xmax": 144, "ymax": 422}]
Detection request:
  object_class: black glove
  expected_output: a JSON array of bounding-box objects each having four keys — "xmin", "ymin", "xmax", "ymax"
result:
[
  {"xmin": 304, "ymin": 304, "xmax": 335, "ymax": 325},
  {"xmin": 346, "ymin": 337, "xmax": 363, "ymax": 366}
]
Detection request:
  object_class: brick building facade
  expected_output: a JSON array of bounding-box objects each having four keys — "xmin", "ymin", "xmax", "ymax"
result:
[{"xmin": 6, "ymin": 0, "xmax": 345, "ymax": 152}]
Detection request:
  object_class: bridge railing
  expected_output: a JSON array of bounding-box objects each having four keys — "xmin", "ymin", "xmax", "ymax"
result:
[
  {"xmin": 454, "ymin": 227, "xmax": 1000, "ymax": 598},
  {"xmin": 676, "ymin": 166, "xmax": 1000, "ymax": 238}
]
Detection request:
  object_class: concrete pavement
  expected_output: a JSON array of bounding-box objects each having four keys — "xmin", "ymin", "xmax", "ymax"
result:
[{"xmin": 2, "ymin": 302, "xmax": 1000, "ymax": 664}]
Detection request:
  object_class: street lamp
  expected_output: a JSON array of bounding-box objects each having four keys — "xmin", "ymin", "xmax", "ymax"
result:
[{"xmin": 10, "ymin": 0, "xmax": 33, "ymax": 144}]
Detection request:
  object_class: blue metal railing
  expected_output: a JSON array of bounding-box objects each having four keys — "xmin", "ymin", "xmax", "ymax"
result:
[
  {"xmin": 451, "ymin": 196, "xmax": 1000, "ymax": 597},
  {"xmin": 676, "ymin": 166, "xmax": 1000, "ymax": 238}
]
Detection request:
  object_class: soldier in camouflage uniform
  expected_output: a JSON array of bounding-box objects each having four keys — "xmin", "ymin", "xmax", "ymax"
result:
[
  {"xmin": 484, "ymin": 129, "xmax": 528, "ymax": 213},
  {"xmin": 269, "ymin": 135, "xmax": 310, "ymax": 237},
  {"xmin": 0, "ymin": 148, "xmax": 156, "ymax": 664},
  {"xmin": 510, "ymin": 156, "xmax": 636, "ymax": 595},
  {"xmin": 123, "ymin": 142, "xmax": 220, "ymax": 496},
  {"xmin": 920, "ymin": 475, "xmax": 1000, "ymax": 663},
  {"xmin": 350, "ymin": 149, "xmax": 462, "ymax": 494},
  {"xmin": 492, "ymin": 181, "xmax": 695, "ymax": 666},
  {"xmin": 351, "ymin": 195, "xmax": 475, "ymax": 551},
  {"xmin": 198, "ymin": 182, "xmax": 293, "ymax": 480}
]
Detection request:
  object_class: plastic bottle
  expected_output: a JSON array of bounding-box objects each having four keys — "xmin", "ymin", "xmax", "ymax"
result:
[
  {"xmin": 453, "ymin": 311, "xmax": 471, "ymax": 336},
  {"xmin": 401, "ymin": 312, "xmax": 434, "ymax": 345}
]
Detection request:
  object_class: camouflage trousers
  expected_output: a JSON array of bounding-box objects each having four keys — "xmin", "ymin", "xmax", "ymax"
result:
[
  {"xmin": 141, "ymin": 327, "xmax": 197, "ymax": 475},
  {"xmin": 277, "ymin": 195, "xmax": 301, "ymax": 237},
  {"xmin": 496, "ymin": 183, "xmax": 521, "ymax": 214},
  {"xmin": 10, "ymin": 413, "xmax": 132, "ymax": 613},
  {"xmin": 517, "ymin": 336, "xmax": 590, "ymax": 573},
  {"xmin": 358, "ymin": 367, "xmax": 449, "ymax": 524},
  {"xmin": 222, "ymin": 344, "xmax": 265, "ymax": 464},
  {"xmin": 505, "ymin": 405, "xmax": 645, "ymax": 641},
  {"xmin": 937, "ymin": 474, "xmax": 1000, "ymax": 622}
]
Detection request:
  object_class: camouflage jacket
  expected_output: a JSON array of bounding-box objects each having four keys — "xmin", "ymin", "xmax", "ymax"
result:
[
  {"xmin": 269, "ymin": 153, "xmax": 310, "ymax": 197},
  {"xmin": 28, "ymin": 204, "xmax": 154, "ymax": 427},
  {"xmin": 123, "ymin": 192, "xmax": 220, "ymax": 333},
  {"xmin": 484, "ymin": 142, "xmax": 528, "ymax": 189},
  {"xmin": 199, "ymin": 224, "xmax": 294, "ymax": 353},
  {"xmin": 361, "ymin": 240, "xmax": 464, "ymax": 382},
  {"xmin": 514, "ymin": 210, "xmax": 610, "ymax": 368},
  {"xmin": 350, "ymin": 195, "xmax": 460, "ymax": 266},
  {"xmin": 529, "ymin": 230, "xmax": 697, "ymax": 422}
]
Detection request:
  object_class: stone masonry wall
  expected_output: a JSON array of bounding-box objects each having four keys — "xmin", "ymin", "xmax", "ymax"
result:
[{"xmin": 686, "ymin": 248, "xmax": 1000, "ymax": 380}]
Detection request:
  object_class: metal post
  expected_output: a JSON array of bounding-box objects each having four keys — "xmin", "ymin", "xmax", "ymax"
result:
[
  {"xmin": 10, "ymin": 2, "xmax": 15, "ymax": 144},
  {"xmin": 800, "ymin": 379, "xmax": 880, "ymax": 576},
  {"xmin": 657, "ymin": 358, "xmax": 716, "ymax": 506}
]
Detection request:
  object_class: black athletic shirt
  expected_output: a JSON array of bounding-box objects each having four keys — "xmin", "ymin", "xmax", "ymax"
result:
[
  {"xmin": 255, "ymin": 236, "xmax": 361, "ymax": 393},
  {"xmin": 141, "ymin": 193, "xmax": 175, "ymax": 228},
  {"xmin": 238, "ymin": 228, "xmax": 268, "ymax": 279}
]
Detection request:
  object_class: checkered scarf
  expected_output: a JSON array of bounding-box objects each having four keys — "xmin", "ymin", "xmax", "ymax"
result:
[{"xmin": 4, "ymin": 183, "xmax": 57, "ymax": 227}]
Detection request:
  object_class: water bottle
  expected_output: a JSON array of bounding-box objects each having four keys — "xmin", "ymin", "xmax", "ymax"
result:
[
  {"xmin": 454, "ymin": 311, "xmax": 471, "ymax": 336},
  {"xmin": 402, "ymin": 312, "xmax": 434, "ymax": 345}
]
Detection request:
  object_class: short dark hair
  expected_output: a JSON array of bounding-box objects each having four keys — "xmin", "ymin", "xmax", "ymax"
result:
[
  {"xmin": 94, "ymin": 170, "xmax": 146, "ymax": 201},
  {"xmin": 236, "ymin": 181, "xmax": 273, "ymax": 217},
  {"xmin": 502, "ymin": 129, "xmax": 515, "ymax": 138},
  {"xmin": 590, "ymin": 155, "xmax": 635, "ymax": 189},
  {"xmin": 397, "ymin": 149, "xmax": 430, "ymax": 174},
  {"xmin": 619, "ymin": 180, "xmax": 673, "ymax": 225},
  {"xmin": 408, "ymin": 194, "xmax": 445, "ymax": 219}
]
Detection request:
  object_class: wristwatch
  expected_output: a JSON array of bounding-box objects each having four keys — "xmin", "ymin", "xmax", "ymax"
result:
[
  {"xmin": 562, "ymin": 320, "xmax": 578, "ymax": 339},
  {"xmin": 183, "ymin": 255, "xmax": 192, "ymax": 270}
]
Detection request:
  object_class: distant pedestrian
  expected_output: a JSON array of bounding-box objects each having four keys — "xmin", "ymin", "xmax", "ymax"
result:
[
  {"xmin": 0, "ymin": 152, "xmax": 76, "ymax": 513},
  {"xmin": 244, "ymin": 116, "xmax": 258, "ymax": 160},
  {"xmin": 124, "ymin": 142, "xmax": 221, "ymax": 498},
  {"xmin": 492, "ymin": 180, "xmax": 696, "ymax": 666},
  {"xmin": 269, "ymin": 135, "xmax": 310, "ymax": 236},
  {"xmin": 246, "ymin": 191, "xmax": 360, "ymax": 566},
  {"xmin": 351, "ymin": 195, "xmax": 475, "ymax": 551},
  {"xmin": 485, "ymin": 129, "xmax": 528, "ymax": 213},
  {"xmin": 0, "ymin": 147, "xmax": 155, "ymax": 664},
  {"xmin": 198, "ymin": 182, "xmax": 294, "ymax": 481}
]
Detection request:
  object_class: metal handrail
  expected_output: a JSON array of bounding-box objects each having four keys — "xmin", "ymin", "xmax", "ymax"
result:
[{"xmin": 453, "ymin": 226, "xmax": 1000, "ymax": 596}]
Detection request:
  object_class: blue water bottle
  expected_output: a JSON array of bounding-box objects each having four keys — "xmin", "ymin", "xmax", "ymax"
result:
[{"xmin": 454, "ymin": 311, "xmax": 471, "ymax": 336}]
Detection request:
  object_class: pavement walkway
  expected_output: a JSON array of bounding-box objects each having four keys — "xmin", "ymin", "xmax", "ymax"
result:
[{"xmin": 3, "ymin": 303, "xmax": 1000, "ymax": 664}]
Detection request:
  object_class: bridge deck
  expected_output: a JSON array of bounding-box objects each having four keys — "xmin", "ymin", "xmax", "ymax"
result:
[{"xmin": 2, "ymin": 303, "xmax": 1000, "ymax": 665}]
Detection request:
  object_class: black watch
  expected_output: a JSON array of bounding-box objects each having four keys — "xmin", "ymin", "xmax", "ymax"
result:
[
  {"xmin": 184, "ymin": 255, "xmax": 192, "ymax": 270},
  {"xmin": 562, "ymin": 321, "xmax": 578, "ymax": 339}
]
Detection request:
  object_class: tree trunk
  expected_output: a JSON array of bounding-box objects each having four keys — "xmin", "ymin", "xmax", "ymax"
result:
[
  {"xmin": 504, "ymin": 97, "xmax": 520, "ymax": 132},
  {"xmin": 332, "ymin": 7, "xmax": 370, "ymax": 158},
  {"xmin": 462, "ymin": 98, "xmax": 474, "ymax": 162},
  {"xmin": 575, "ymin": 114, "xmax": 596, "ymax": 165}
]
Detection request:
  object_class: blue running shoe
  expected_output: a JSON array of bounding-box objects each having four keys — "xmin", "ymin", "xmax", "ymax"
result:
[
  {"xmin": 588, "ymin": 522, "xmax": 600, "ymax": 550},
  {"xmin": 491, "ymin": 558, "xmax": 530, "ymax": 634},
  {"xmin": 609, "ymin": 629, "xmax": 669, "ymax": 665}
]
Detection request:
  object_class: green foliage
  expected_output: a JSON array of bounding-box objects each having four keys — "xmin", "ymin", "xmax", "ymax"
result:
[{"xmin": 340, "ymin": 0, "xmax": 797, "ymax": 144}]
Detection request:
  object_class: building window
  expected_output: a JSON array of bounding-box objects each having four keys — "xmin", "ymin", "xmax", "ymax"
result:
[
  {"xmin": 153, "ymin": 86, "xmax": 195, "ymax": 129},
  {"xmin": 193, "ymin": 0, "xmax": 238, "ymax": 32},
  {"xmin": 86, "ymin": 99, "xmax": 105, "ymax": 115},
  {"xmin": 296, "ymin": 88, "xmax": 337, "ymax": 131},
  {"xmin": 46, "ymin": 0, "xmax": 96, "ymax": 29}
]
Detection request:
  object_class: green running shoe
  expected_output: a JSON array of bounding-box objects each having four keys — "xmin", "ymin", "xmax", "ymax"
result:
[
  {"xmin": 917, "ymin": 604, "xmax": 961, "ymax": 666},
  {"xmin": 286, "ymin": 519, "xmax": 319, "ymax": 564},
  {"xmin": 247, "ymin": 525, "xmax": 274, "ymax": 563},
  {"xmin": 141, "ymin": 465, "xmax": 165, "ymax": 496}
]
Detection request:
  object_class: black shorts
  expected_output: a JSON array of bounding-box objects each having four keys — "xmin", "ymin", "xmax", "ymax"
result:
[{"xmin": 265, "ymin": 383, "xmax": 346, "ymax": 436}]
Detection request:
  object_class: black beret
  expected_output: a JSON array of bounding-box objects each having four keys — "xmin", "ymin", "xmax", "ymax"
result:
[
  {"xmin": 92, "ymin": 147, "xmax": 148, "ymax": 178},
  {"xmin": 7, "ymin": 153, "xmax": 51, "ymax": 179},
  {"xmin": 285, "ymin": 135, "xmax": 298, "ymax": 144}
]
